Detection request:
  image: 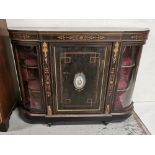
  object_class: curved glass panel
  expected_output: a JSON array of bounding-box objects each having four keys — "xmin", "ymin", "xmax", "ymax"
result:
[
  {"xmin": 113, "ymin": 45, "xmax": 141, "ymax": 112},
  {"xmin": 15, "ymin": 45, "xmax": 44, "ymax": 112}
]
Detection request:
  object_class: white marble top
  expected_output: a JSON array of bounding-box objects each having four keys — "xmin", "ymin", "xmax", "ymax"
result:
[{"xmin": 8, "ymin": 27, "xmax": 149, "ymax": 32}]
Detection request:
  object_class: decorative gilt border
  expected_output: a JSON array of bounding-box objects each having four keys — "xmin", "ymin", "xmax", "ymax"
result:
[
  {"xmin": 57, "ymin": 34, "xmax": 105, "ymax": 40},
  {"xmin": 12, "ymin": 33, "xmax": 30, "ymax": 40},
  {"xmin": 9, "ymin": 31, "xmax": 149, "ymax": 42},
  {"xmin": 130, "ymin": 34, "xmax": 146, "ymax": 40},
  {"xmin": 10, "ymin": 32, "xmax": 39, "ymax": 40},
  {"xmin": 59, "ymin": 52, "xmax": 101, "ymax": 106},
  {"xmin": 105, "ymin": 42, "xmax": 120, "ymax": 114},
  {"xmin": 53, "ymin": 46, "xmax": 107, "ymax": 112},
  {"xmin": 42, "ymin": 42, "xmax": 52, "ymax": 115}
]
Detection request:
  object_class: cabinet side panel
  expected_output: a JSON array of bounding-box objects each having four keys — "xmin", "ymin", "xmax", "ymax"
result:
[
  {"xmin": 113, "ymin": 43, "xmax": 143, "ymax": 112},
  {"xmin": 0, "ymin": 19, "xmax": 19, "ymax": 123},
  {"xmin": 11, "ymin": 43, "xmax": 46, "ymax": 113}
]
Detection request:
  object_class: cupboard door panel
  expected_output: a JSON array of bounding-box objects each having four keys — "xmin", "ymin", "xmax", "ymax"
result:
[{"xmin": 50, "ymin": 44, "xmax": 112, "ymax": 114}]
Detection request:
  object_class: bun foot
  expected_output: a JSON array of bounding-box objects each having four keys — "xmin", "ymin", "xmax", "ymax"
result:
[
  {"xmin": 102, "ymin": 121, "xmax": 109, "ymax": 126},
  {"xmin": 47, "ymin": 122, "xmax": 53, "ymax": 127},
  {"xmin": 0, "ymin": 119, "xmax": 9, "ymax": 132}
]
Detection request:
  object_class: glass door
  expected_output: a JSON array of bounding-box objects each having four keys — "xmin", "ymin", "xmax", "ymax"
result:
[{"xmin": 113, "ymin": 44, "xmax": 142, "ymax": 112}]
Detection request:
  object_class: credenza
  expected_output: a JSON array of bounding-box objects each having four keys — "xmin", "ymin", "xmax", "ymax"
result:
[{"xmin": 8, "ymin": 27, "xmax": 149, "ymax": 126}]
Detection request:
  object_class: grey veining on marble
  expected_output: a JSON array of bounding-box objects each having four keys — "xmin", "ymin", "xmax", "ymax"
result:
[{"xmin": 0, "ymin": 109, "xmax": 150, "ymax": 135}]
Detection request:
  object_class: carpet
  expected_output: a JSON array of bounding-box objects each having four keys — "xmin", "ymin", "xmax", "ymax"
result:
[{"xmin": 0, "ymin": 109, "xmax": 150, "ymax": 135}]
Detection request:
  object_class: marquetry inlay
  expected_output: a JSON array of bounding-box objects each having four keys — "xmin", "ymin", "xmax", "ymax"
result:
[
  {"xmin": 42, "ymin": 42, "xmax": 52, "ymax": 115},
  {"xmin": 113, "ymin": 42, "xmax": 120, "ymax": 63},
  {"xmin": 57, "ymin": 34, "xmax": 105, "ymax": 41},
  {"xmin": 130, "ymin": 34, "xmax": 146, "ymax": 40}
]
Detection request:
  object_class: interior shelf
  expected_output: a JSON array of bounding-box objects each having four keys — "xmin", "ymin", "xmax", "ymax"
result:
[
  {"xmin": 21, "ymin": 64, "xmax": 38, "ymax": 69},
  {"xmin": 121, "ymin": 63, "xmax": 135, "ymax": 68},
  {"xmin": 24, "ymin": 58, "xmax": 38, "ymax": 67}
]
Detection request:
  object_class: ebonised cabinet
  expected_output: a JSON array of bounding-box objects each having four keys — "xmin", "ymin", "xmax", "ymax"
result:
[{"xmin": 8, "ymin": 27, "xmax": 149, "ymax": 125}]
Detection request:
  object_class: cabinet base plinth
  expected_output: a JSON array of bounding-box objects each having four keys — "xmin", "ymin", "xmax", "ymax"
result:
[{"xmin": 20, "ymin": 105, "xmax": 133, "ymax": 125}]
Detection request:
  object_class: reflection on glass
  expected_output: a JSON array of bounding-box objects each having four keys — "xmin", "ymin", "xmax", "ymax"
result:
[
  {"xmin": 16, "ymin": 45, "xmax": 43, "ymax": 111},
  {"xmin": 117, "ymin": 68, "xmax": 133, "ymax": 90},
  {"xmin": 122, "ymin": 46, "xmax": 137, "ymax": 66},
  {"xmin": 114, "ymin": 89, "xmax": 133, "ymax": 111}
]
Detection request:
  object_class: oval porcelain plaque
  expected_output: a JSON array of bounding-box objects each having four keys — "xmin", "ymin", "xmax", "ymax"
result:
[{"xmin": 73, "ymin": 72, "xmax": 86, "ymax": 91}]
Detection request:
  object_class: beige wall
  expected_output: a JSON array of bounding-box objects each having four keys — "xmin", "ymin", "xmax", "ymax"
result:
[{"xmin": 6, "ymin": 19, "xmax": 155, "ymax": 102}]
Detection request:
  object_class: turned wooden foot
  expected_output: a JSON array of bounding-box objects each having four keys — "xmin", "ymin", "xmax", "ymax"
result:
[
  {"xmin": 47, "ymin": 122, "xmax": 53, "ymax": 127},
  {"xmin": 102, "ymin": 121, "xmax": 109, "ymax": 126}
]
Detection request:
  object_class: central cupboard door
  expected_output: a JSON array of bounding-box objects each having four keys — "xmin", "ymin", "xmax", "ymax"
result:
[{"xmin": 50, "ymin": 44, "xmax": 112, "ymax": 114}]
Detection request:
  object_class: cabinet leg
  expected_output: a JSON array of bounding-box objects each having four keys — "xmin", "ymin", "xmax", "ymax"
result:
[
  {"xmin": 0, "ymin": 120, "xmax": 9, "ymax": 132},
  {"xmin": 102, "ymin": 121, "xmax": 109, "ymax": 126},
  {"xmin": 47, "ymin": 122, "xmax": 53, "ymax": 127}
]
